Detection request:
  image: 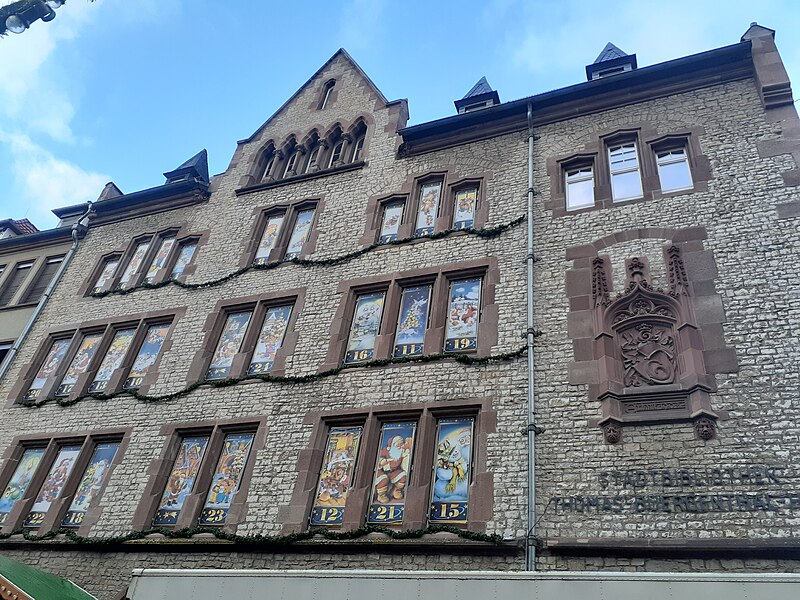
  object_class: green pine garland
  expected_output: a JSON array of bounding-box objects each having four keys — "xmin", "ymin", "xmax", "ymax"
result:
[
  {"xmin": 90, "ymin": 216, "xmax": 526, "ymax": 298},
  {"xmin": 20, "ymin": 345, "xmax": 528, "ymax": 409},
  {"xmin": 0, "ymin": 524, "xmax": 510, "ymax": 548}
]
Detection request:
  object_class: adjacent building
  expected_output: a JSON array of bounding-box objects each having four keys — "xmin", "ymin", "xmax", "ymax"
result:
[{"xmin": 0, "ymin": 22, "xmax": 798, "ymax": 600}]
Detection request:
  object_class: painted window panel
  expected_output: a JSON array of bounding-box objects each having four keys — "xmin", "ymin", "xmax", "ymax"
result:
[
  {"xmin": 247, "ymin": 305, "xmax": 292, "ymax": 375},
  {"xmin": 88, "ymin": 328, "xmax": 136, "ymax": 393},
  {"xmin": 378, "ymin": 202, "xmax": 404, "ymax": 244},
  {"xmin": 92, "ymin": 258, "xmax": 119, "ymax": 294},
  {"xmin": 393, "ymin": 285, "xmax": 432, "ymax": 357},
  {"xmin": 198, "ymin": 433, "xmax": 255, "ymax": 525},
  {"xmin": 415, "ymin": 182, "xmax": 442, "ymax": 236},
  {"xmin": 566, "ymin": 167, "xmax": 595, "ymax": 210},
  {"xmin": 55, "ymin": 333, "xmax": 103, "ymax": 397},
  {"xmin": 309, "ymin": 426, "xmax": 362, "ymax": 526},
  {"xmin": 429, "ymin": 417, "xmax": 473, "ymax": 524},
  {"xmin": 206, "ymin": 311, "xmax": 252, "ymax": 380},
  {"xmin": 254, "ymin": 214, "xmax": 285, "ymax": 265},
  {"xmin": 123, "ymin": 323, "xmax": 170, "ymax": 389},
  {"xmin": 152, "ymin": 436, "xmax": 209, "ymax": 526},
  {"xmin": 657, "ymin": 149, "xmax": 693, "ymax": 192},
  {"xmin": 367, "ymin": 422, "xmax": 416, "ymax": 524},
  {"xmin": 284, "ymin": 209, "xmax": 315, "ymax": 260},
  {"xmin": 170, "ymin": 242, "xmax": 197, "ymax": 278},
  {"xmin": 0, "ymin": 448, "xmax": 45, "ymax": 525},
  {"xmin": 344, "ymin": 292, "xmax": 385, "ymax": 364},
  {"xmin": 117, "ymin": 241, "xmax": 151, "ymax": 289},
  {"xmin": 62, "ymin": 442, "xmax": 120, "ymax": 527},
  {"xmin": 144, "ymin": 237, "xmax": 176, "ymax": 284},
  {"xmin": 24, "ymin": 338, "xmax": 71, "ymax": 400},
  {"xmin": 23, "ymin": 445, "xmax": 82, "ymax": 528},
  {"xmin": 444, "ymin": 278, "xmax": 481, "ymax": 352},
  {"xmin": 453, "ymin": 188, "xmax": 477, "ymax": 230}
]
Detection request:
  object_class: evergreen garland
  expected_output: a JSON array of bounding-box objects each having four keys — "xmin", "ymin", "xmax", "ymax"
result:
[
  {"xmin": 20, "ymin": 346, "xmax": 529, "ymax": 409},
  {"xmin": 0, "ymin": 524, "xmax": 510, "ymax": 548},
  {"xmin": 90, "ymin": 216, "xmax": 526, "ymax": 298}
]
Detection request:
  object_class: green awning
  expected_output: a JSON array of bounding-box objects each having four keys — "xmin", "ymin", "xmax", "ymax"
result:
[{"xmin": 0, "ymin": 554, "xmax": 97, "ymax": 600}]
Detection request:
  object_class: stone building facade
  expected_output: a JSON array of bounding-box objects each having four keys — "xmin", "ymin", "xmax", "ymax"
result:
[{"xmin": 0, "ymin": 23, "xmax": 798, "ymax": 600}]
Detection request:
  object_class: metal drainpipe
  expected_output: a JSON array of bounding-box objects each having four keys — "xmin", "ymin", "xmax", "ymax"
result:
[
  {"xmin": 0, "ymin": 203, "xmax": 94, "ymax": 381},
  {"xmin": 525, "ymin": 102, "xmax": 539, "ymax": 571}
]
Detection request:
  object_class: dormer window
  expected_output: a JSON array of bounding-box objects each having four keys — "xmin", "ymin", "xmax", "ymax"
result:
[{"xmin": 319, "ymin": 79, "xmax": 335, "ymax": 110}]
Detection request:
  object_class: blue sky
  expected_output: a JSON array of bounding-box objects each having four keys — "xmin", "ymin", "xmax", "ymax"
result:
[{"xmin": 1, "ymin": 0, "xmax": 799, "ymax": 229}]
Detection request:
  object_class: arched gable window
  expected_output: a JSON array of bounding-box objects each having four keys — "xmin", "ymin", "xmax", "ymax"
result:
[
  {"xmin": 319, "ymin": 79, "xmax": 336, "ymax": 110},
  {"xmin": 301, "ymin": 130, "xmax": 323, "ymax": 174},
  {"xmin": 279, "ymin": 137, "xmax": 301, "ymax": 179},
  {"xmin": 255, "ymin": 142, "xmax": 277, "ymax": 183},
  {"xmin": 348, "ymin": 120, "xmax": 368, "ymax": 162},
  {"xmin": 323, "ymin": 124, "xmax": 348, "ymax": 169}
]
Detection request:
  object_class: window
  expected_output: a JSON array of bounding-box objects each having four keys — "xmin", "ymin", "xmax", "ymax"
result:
[
  {"xmin": 656, "ymin": 147, "xmax": 693, "ymax": 192},
  {"xmin": 170, "ymin": 241, "xmax": 198, "ymax": 279},
  {"xmin": 443, "ymin": 278, "xmax": 481, "ymax": 352},
  {"xmin": 204, "ymin": 301, "xmax": 295, "ymax": 380},
  {"xmin": 149, "ymin": 424, "xmax": 259, "ymax": 527},
  {"xmin": 143, "ymin": 236, "xmax": 176, "ymax": 284},
  {"xmin": 116, "ymin": 240, "xmax": 151, "ymax": 289},
  {"xmin": 344, "ymin": 292, "xmax": 385, "ymax": 364},
  {"xmin": 21, "ymin": 317, "xmax": 175, "ymax": 401},
  {"xmin": 378, "ymin": 200, "xmax": 405, "ymax": 244},
  {"xmin": 0, "ymin": 341, "xmax": 12, "ymax": 364},
  {"xmin": 0, "ymin": 434, "xmax": 124, "ymax": 530},
  {"xmin": 284, "ymin": 208, "xmax": 315, "ymax": 260},
  {"xmin": 393, "ymin": 284, "xmax": 432, "ymax": 357},
  {"xmin": 351, "ymin": 135, "xmax": 365, "ymax": 161},
  {"xmin": 21, "ymin": 255, "xmax": 64, "ymax": 304},
  {"xmin": 250, "ymin": 202, "xmax": 318, "ymax": 265},
  {"xmin": 452, "ymin": 187, "xmax": 478, "ymax": 229},
  {"xmin": 91, "ymin": 256, "xmax": 121, "ymax": 294},
  {"xmin": 565, "ymin": 166, "xmax": 595, "ymax": 210},
  {"xmin": 283, "ymin": 151, "xmax": 300, "ymax": 178},
  {"xmin": 253, "ymin": 214, "xmax": 286, "ymax": 265},
  {"xmin": 319, "ymin": 79, "xmax": 335, "ymax": 110},
  {"xmin": 305, "ymin": 145, "xmax": 321, "ymax": 173},
  {"xmin": 608, "ymin": 143, "xmax": 643, "ymax": 201},
  {"xmin": 415, "ymin": 180, "xmax": 442, "ymax": 236},
  {"xmin": 0, "ymin": 261, "xmax": 33, "ymax": 307},
  {"xmin": 327, "ymin": 141, "xmax": 344, "ymax": 168}
]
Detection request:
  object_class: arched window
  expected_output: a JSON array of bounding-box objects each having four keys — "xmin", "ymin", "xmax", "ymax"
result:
[
  {"xmin": 283, "ymin": 151, "xmax": 300, "ymax": 178},
  {"xmin": 319, "ymin": 79, "xmax": 336, "ymax": 110},
  {"xmin": 328, "ymin": 140, "xmax": 345, "ymax": 168},
  {"xmin": 255, "ymin": 143, "xmax": 276, "ymax": 183},
  {"xmin": 322, "ymin": 125, "xmax": 346, "ymax": 169},
  {"xmin": 301, "ymin": 130, "xmax": 322, "ymax": 174},
  {"xmin": 348, "ymin": 120, "xmax": 368, "ymax": 162}
]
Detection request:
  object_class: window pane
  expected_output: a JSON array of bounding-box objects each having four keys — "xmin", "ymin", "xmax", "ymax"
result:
[
  {"xmin": 55, "ymin": 333, "xmax": 103, "ymax": 396},
  {"xmin": 657, "ymin": 152, "xmax": 693, "ymax": 192},
  {"xmin": 305, "ymin": 147, "xmax": 320, "ymax": 173},
  {"xmin": 254, "ymin": 214, "xmax": 285, "ymax": 264},
  {"xmin": 62, "ymin": 441, "xmax": 120, "ymax": 527},
  {"xmin": 328, "ymin": 142, "xmax": 344, "ymax": 167},
  {"xmin": 309, "ymin": 426, "xmax": 362, "ymax": 526},
  {"xmin": 123, "ymin": 323, "xmax": 170, "ymax": 389},
  {"xmin": 198, "ymin": 432, "xmax": 255, "ymax": 525},
  {"xmin": 0, "ymin": 262, "xmax": 33, "ymax": 307},
  {"xmin": 117, "ymin": 241, "xmax": 151, "ymax": 289},
  {"xmin": 367, "ymin": 422, "xmax": 416, "ymax": 524},
  {"xmin": 444, "ymin": 278, "xmax": 481, "ymax": 352},
  {"xmin": 453, "ymin": 188, "xmax": 477, "ymax": 229},
  {"xmin": 170, "ymin": 243, "xmax": 197, "ymax": 278},
  {"xmin": 352, "ymin": 137, "xmax": 365, "ymax": 161},
  {"xmin": 206, "ymin": 311, "xmax": 252, "ymax": 380},
  {"xmin": 379, "ymin": 202, "xmax": 404, "ymax": 243},
  {"xmin": 22, "ymin": 257, "xmax": 63, "ymax": 304},
  {"xmin": 344, "ymin": 292, "xmax": 385, "ymax": 364},
  {"xmin": 0, "ymin": 448, "xmax": 46, "ymax": 524},
  {"xmin": 88, "ymin": 328, "xmax": 137, "ymax": 393},
  {"xmin": 247, "ymin": 305, "xmax": 292, "ymax": 374},
  {"xmin": 429, "ymin": 417, "xmax": 473, "ymax": 524},
  {"xmin": 393, "ymin": 285, "xmax": 431, "ymax": 357},
  {"xmin": 415, "ymin": 182, "xmax": 441, "ymax": 236},
  {"xmin": 92, "ymin": 258, "xmax": 120, "ymax": 293},
  {"xmin": 152, "ymin": 436, "xmax": 210, "ymax": 526},
  {"xmin": 24, "ymin": 338, "xmax": 72, "ymax": 400},
  {"xmin": 611, "ymin": 170, "xmax": 643, "ymax": 201},
  {"xmin": 23, "ymin": 445, "xmax": 82, "ymax": 528},
  {"xmin": 566, "ymin": 176, "xmax": 595, "ymax": 210},
  {"xmin": 144, "ymin": 237, "xmax": 176, "ymax": 284},
  {"xmin": 284, "ymin": 209, "xmax": 315, "ymax": 260},
  {"xmin": 609, "ymin": 144, "xmax": 639, "ymax": 170}
]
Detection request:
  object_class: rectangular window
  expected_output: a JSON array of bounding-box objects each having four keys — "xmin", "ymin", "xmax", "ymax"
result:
[
  {"xmin": 0, "ymin": 261, "xmax": 33, "ymax": 307},
  {"xmin": 206, "ymin": 311, "xmax": 253, "ymax": 380},
  {"xmin": 253, "ymin": 214, "xmax": 285, "ymax": 265},
  {"xmin": 565, "ymin": 167, "xmax": 595, "ymax": 210},
  {"xmin": 453, "ymin": 188, "xmax": 477, "ymax": 230},
  {"xmin": 117, "ymin": 240, "xmax": 151, "ymax": 289},
  {"xmin": 61, "ymin": 441, "xmax": 120, "ymax": 528},
  {"xmin": 55, "ymin": 333, "xmax": 103, "ymax": 397},
  {"xmin": 170, "ymin": 241, "xmax": 197, "ymax": 279},
  {"xmin": 123, "ymin": 323, "xmax": 170, "ymax": 389},
  {"xmin": 284, "ymin": 209, "xmax": 315, "ymax": 260},
  {"xmin": 24, "ymin": 338, "xmax": 72, "ymax": 400},
  {"xmin": 0, "ymin": 447, "xmax": 46, "ymax": 525},
  {"xmin": 393, "ymin": 284, "xmax": 431, "ymax": 357},
  {"xmin": 247, "ymin": 305, "xmax": 292, "ymax": 375},
  {"xmin": 656, "ymin": 148, "xmax": 693, "ymax": 192},
  {"xmin": 366, "ymin": 422, "xmax": 416, "ymax": 524},
  {"xmin": 378, "ymin": 201, "xmax": 404, "ymax": 244},
  {"xmin": 92, "ymin": 257, "xmax": 120, "ymax": 294},
  {"xmin": 198, "ymin": 432, "xmax": 255, "ymax": 525},
  {"xmin": 23, "ymin": 445, "xmax": 82, "ymax": 528},
  {"xmin": 144, "ymin": 237, "xmax": 176, "ymax": 284},
  {"xmin": 309, "ymin": 426, "xmax": 363, "ymax": 526},
  {"xmin": 344, "ymin": 292, "xmax": 386, "ymax": 364},
  {"xmin": 21, "ymin": 256, "xmax": 64, "ymax": 304},
  {"xmin": 415, "ymin": 181, "xmax": 441, "ymax": 236},
  {"xmin": 88, "ymin": 328, "xmax": 136, "ymax": 393},
  {"xmin": 444, "ymin": 278, "xmax": 481, "ymax": 352},
  {"xmin": 152, "ymin": 436, "xmax": 210, "ymax": 526},
  {"xmin": 609, "ymin": 143, "xmax": 643, "ymax": 201},
  {"xmin": 429, "ymin": 417, "xmax": 473, "ymax": 524}
]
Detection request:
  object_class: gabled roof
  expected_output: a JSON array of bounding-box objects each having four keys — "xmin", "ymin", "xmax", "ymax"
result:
[
  {"xmin": 239, "ymin": 48, "xmax": 395, "ymax": 145},
  {"xmin": 0, "ymin": 218, "xmax": 39, "ymax": 235},
  {"xmin": 462, "ymin": 76, "xmax": 494, "ymax": 99},
  {"xmin": 594, "ymin": 42, "xmax": 629, "ymax": 63}
]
